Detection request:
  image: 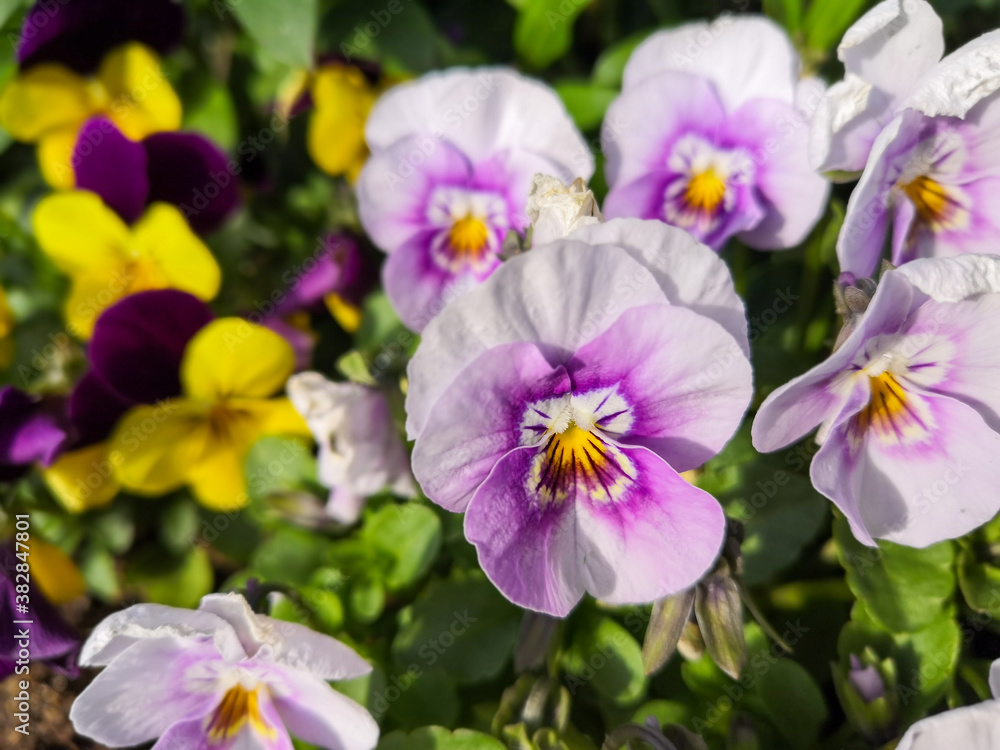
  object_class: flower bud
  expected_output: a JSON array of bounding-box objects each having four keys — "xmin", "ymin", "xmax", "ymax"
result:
[{"xmin": 526, "ymin": 174, "xmax": 603, "ymax": 247}]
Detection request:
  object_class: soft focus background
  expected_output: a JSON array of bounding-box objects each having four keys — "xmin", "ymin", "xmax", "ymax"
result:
[{"xmin": 2, "ymin": 0, "xmax": 1000, "ymax": 748}]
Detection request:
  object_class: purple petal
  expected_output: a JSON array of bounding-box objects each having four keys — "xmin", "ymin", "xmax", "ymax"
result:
[
  {"xmin": 568, "ymin": 303, "xmax": 752, "ymax": 472},
  {"xmin": 89, "ymin": 290, "xmax": 214, "ymax": 404},
  {"xmin": 263, "ymin": 316, "xmax": 316, "ymax": 372},
  {"xmin": 17, "ymin": 0, "xmax": 185, "ymax": 73},
  {"xmin": 848, "ymin": 656, "xmax": 885, "ymax": 703},
  {"xmin": 143, "ymin": 131, "xmax": 241, "ymax": 234},
  {"xmin": 0, "ymin": 546, "xmax": 80, "ymax": 679},
  {"xmin": 74, "ymin": 117, "xmax": 149, "ymax": 225},
  {"xmin": 412, "ymin": 342, "xmax": 571, "ymax": 513},
  {"xmin": 68, "ymin": 370, "xmax": 135, "ymax": 447},
  {"xmin": 279, "ymin": 234, "xmax": 373, "ymax": 313},
  {"xmin": 0, "ymin": 386, "xmax": 69, "ymax": 471}
]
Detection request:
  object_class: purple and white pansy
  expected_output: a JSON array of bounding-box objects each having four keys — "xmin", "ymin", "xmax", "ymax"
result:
[
  {"xmin": 406, "ymin": 218, "xmax": 752, "ymax": 616},
  {"xmin": 837, "ymin": 29, "xmax": 1000, "ymax": 277},
  {"xmin": 809, "ymin": 0, "xmax": 945, "ymax": 176},
  {"xmin": 753, "ymin": 255, "xmax": 1000, "ymax": 548},
  {"xmin": 70, "ymin": 593, "xmax": 378, "ymax": 750},
  {"xmin": 356, "ymin": 68, "xmax": 593, "ymax": 331},
  {"xmin": 601, "ymin": 16, "xmax": 830, "ymax": 251}
]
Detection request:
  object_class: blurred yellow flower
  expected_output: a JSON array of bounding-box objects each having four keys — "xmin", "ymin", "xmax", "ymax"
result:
[
  {"xmin": 0, "ymin": 42, "xmax": 182, "ymax": 187},
  {"xmin": 44, "ymin": 442, "xmax": 121, "ymax": 513},
  {"xmin": 111, "ymin": 319, "xmax": 309, "ymax": 511},
  {"xmin": 33, "ymin": 191, "xmax": 221, "ymax": 339},
  {"xmin": 28, "ymin": 538, "xmax": 85, "ymax": 604},
  {"xmin": 306, "ymin": 64, "xmax": 379, "ymax": 184},
  {"xmin": 0, "ymin": 285, "xmax": 13, "ymax": 369}
]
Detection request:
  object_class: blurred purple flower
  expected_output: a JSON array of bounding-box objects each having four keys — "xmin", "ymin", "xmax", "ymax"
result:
[
  {"xmin": 74, "ymin": 117, "xmax": 241, "ymax": 234},
  {"xmin": 0, "ymin": 387, "xmax": 69, "ymax": 481},
  {"xmin": 17, "ymin": 0, "xmax": 184, "ymax": 73},
  {"xmin": 0, "ymin": 545, "xmax": 80, "ymax": 679}
]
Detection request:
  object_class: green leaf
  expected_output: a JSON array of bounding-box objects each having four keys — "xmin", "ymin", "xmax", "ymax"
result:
[
  {"xmin": 834, "ymin": 515, "xmax": 956, "ymax": 632},
  {"xmin": 377, "ymin": 727, "xmax": 505, "ymax": 750},
  {"xmin": 183, "ymin": 79, "xmax": 239, "ymax": 151},
  {"xmin": 244, "ymin": 436, "xmax": 318, "ymax": 505},
  {"xmin": 360, "ymin": 503, "xmax": 441, "ymax": 591},
  {"xmin": 561, "ymin": 612, "xmax": 647, "ymax": 705},
  {"xmin": 763, "ymin": 0, "xmax": 804, "ymax": 32},
  {"xmin": 349, "ymin": 573, "xmax": 386, "ymax": 623},
  {"xmin": 0, "ymin": 0, "xmax": 23, "ymax": 29},
  {"xmin": 392, "ymin": 577, "xmax": 520, "ymax": 684},
  {"xmin": 802, "ymin": 0, "xmax": 868, "ymax": 53},
  {"xmin": 337, "ymin": 350, "xmax": 377, "ymax": 385},
  {"xmin": 126, "ymin": 546, "xmax": 213, "ymax": 608},
  {"xmin": 386, "ymin": 669, "xmax": 461, "ymax": 729},
  {"xmin": 90, "ymin": 505, "xmax": 135, "ymax": 554},
  {"xmin": 514, "ymin": 0, "xmax": 594, "ymax": 69},
  {"xmin": 231, "ymin": 0, "xmax": 317, "ymax": 68},
  {"xmin": 555, "ymin": 81, "xmax": 617, "ymax": 132},
  {"xmin": 79, "ymin": 541, "xmax": 120, "ymax": 602},
  {"xmin": 958, "ymin": 547, "xmax": 1000, "ymax": 618},
  {"xmin": 591, "ymin": 31, "xmax": 653, "ymax": 88},
  {"xmin": 158, "ymin": 497, "xmax": 200, "ymax": 555},
  {"xmin": 251, "ymin": 527, "xmax": 336, "ymax": 587}
]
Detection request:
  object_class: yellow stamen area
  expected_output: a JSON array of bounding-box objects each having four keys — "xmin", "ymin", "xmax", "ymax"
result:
[
  {"xmin": 684, "ymin": 168, "xmax": 726, "ymax": 213},
  {"xmin": 855, "ymin": 372, "xmax": 908, "ymax": 436},
  {"xmin": 901, "ymin": 175, "xmax": 951, "ymax": 225},
  {"xmin": 206, "ymin": 685, "xmax": 275, "ymax": 743},
  {"xmin": 447, "ymin": 216, "xmax": 489, "ymax": 255},
  {"xmin": 123, "ymin": 258, "xmax": 170, "ymax": 294},
  {"xmin": 531, "ymin": 421, "xmax": 633, "ymax": 506},
  {"xmin": 545, "ymin": 423, "xmax": 608, "ymax": 474}
]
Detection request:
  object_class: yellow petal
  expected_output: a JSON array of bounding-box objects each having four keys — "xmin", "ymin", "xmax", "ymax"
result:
[
  {"xmin": 0, "ymin": 64, "xmax": 96, "ymax": 141},
  {"xmin": 37, "ymin": 125, "xmax": 80, "ymax": 188},
  {"xmin": 307, "ymin": 66, "xmax": 373, "ymax": 177},
  {"xmin": 187, "ymin": 438, "xmax": 250, "ymax": 511},
  {"xmin": 43, "ymin": 442, "xmax": 120, "ymax": 513},
  {"xmin": 181, "ymin": 318, "xmax": 296, "ymax": 401},
  {"xmin": 0, "ymin": 285, "xmax": 13, "ymax": 339},
  {"xmin": 26, "ymin": 538, "xmax": 86, "ymax": 604},
  {"xmin": 99, "ymin": 42, "xmax": 182, "ymax": 139},
  {"xmin": 64, "ymin": 270, "xmax": 129, "ymax": 339},
  {"xmin": 130, "ymin": 203, "xmax": 221, "ymax": 301},
  {"xmin": 111, "ymin": 399, "xmax": 210, "ymax": 495},
  {"xmin": 33, "ymin": 191, "xmax": 129, "ymax": 275},
  {"xmin": 324, "ymin": 292, "xmax": 362, "ymax": 333},
  {"xmin": 232, "ymin": 397, "xmax": 311, "ymax": 438}
]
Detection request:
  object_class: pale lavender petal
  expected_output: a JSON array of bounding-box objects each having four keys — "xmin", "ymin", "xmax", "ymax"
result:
[
  {"xmin": 70, "ymin": 637, "xmax": 224, "ymax": 747},
  {"xmin": 989, "ymin": 659, "xmax": 1000, "ymax": 698},
  {"xmin": 412, "ymin": 342, "xmax": 570, "ymax": 512},
  {"xmin": 269, "ymin": 664, "xmax": 379, "ymax": 750},
  {"xmin": 568, "ymin": 304, "xmax": 751, "ymax": 472},
  {"xmin": 903, "ymin": 29, "xmax": 1000, "ymax": 118},
  {"xmin": 897, "ymin": 700, "xmax": 1000, "ymax": 750},
  {"xmin": 726, "ymin": 97, "xmax": 830, "ymax": 250},
  {"xmin": 568, "ymin": 218, "xmax": 749, "ymax": 355},
  {"xmin": 73, "ymin": 117, "xmax": 149, "ymax": 224}
]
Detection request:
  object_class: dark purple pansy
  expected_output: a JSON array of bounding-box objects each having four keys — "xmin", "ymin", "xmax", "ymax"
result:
[
  {"xmin": 73, "ymin": 117, "xmax": 241, "ymax": 234},
  {"xmin": 68, "ymin": 290, "xmax": 215, "ymax": 448},
  {"xmin": 0, "ymin": 545, "xmax": 80, "ymax": 679},
  {"xmin": 0, "ymin": 387, "xmax": 69, "ymax": 481},
  {"xmin": 17, "ymin": 0, "xmax": 184, "ymax": 73}
]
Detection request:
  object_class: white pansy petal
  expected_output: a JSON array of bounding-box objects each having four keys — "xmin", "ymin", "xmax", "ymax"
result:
[
  {"xmin": 405, "ymin": 242, "xmax": 671, "ymax": 438},
  {"xmin": 80, "ymin": 602, "xmax": 245, "ymax": 666},
  {"xmin": 365, "ymin": 67, "xmax": 593, "ymax": 181},
  {"xmin": 904, "ymin": 29, "xmax": 1000, "ymax": 117},
  {"xmin": 569, "ymin": 218, "xmax": 748, "ymax": 355},
  {"xmin": 896, "ymin": 254, "xmax": 1000, "ymax": 301},
  {"xmin": 271, "ymin": 666, "xmax": 379, "ymax": 750},
  {"xmin": 70, "ymin": 637, "xmax": 224, "ymax": 747},
  {"xmin": 990, "ymin": 659, "xmax": 1000, "ymax": 698},
  {"xmin": 897, "ymin": 701, "xmax": 1000, "ymax": 750},
  {"xmin": 622, "ymin": 16, "xmax": 799, "ymax": 109}
]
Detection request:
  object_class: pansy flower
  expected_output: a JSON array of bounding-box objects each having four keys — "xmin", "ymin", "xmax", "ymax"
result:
[
  {"xmin": 752, "ymin": 255, "xmax": 1000, "ymax": 547},
  {"xmin": 73, "ymin": 116, "xmax": 241, "ymax": 234},
  {"xmin": 111, "ymin": 318, "xmax": 309, "ymax": 511},
  {"xmin": 0, "ymin": 42, "xmax": 182, "ymax": 187},
  {"xmin": 32, "ymin": 190, "xmax": 221, "ymax": 338},
  {"xmin": 288, "ymin": 372, "xmax": 416, "ymax": 524},
  {"xmin": 42, "ymin": 290, "xmax": 214, "ymax": 512},
  {"xmin": 70, "ymin": 593, "xmax": 379, "ymax": 750},
  {"xmin": 407, "ymin": 218, "xmax": 752, "ymax": 615},
  {"xmin": 357, "ymin": 67, "xmax": 593, "ymax": 331},
  {"xmin": 0, "ymin": 544, "xmax": 80, "ymax": 679},
  {"xmin": 601, "ymin": 16, "xmax": 829, "ymax": 251},
  {"xmin": 837, "ymin": 30, "xmax": 1000, "ymax": 277},
  {"xmin": 809, "ymin": 0, "xmax": 944, "ymax": 175}
]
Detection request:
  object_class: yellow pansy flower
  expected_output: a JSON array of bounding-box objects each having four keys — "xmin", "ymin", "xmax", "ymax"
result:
[
  {"xmin": 0, "ymin": 42, "xmax": 182, "ymax": 187},
  {"xmin": 43, "ymin": 442, "xmax": 121, "ymax": 513},
  {"xmin": 111, "ymin": 319, "xmax": 309, "ymax": 511},
  {"xmin": 307, "ymin": 64, "xmax": 378, "ymax": 184},
  {"xmin": 33, "ymin": 191, "xmax": 221, "ymax": 339},
  {"xmin": 0, "ymin": 285, "xmax": 13, "ymax": 369}
]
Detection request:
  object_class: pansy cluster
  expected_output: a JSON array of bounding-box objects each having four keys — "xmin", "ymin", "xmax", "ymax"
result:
[{"xmin": 3, "ymin": 0, "xmax": 1000, "ymax": 748}]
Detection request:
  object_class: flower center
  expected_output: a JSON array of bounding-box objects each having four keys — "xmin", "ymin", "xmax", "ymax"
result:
[
  {"xmin": 529, "ymin": 420, "xmax": 635, "ymax": 507},
  {"xmin": 684, "ymin": 168, "xmax": 727, "ymax": 214},
  {"xmin": 205, "ymin": 684, "xmax": 275, "ymax": 744},
  {"xmin": 854, "ymin": 372, "xmax": 908, "ymax": 436},
  {"xmin": 123, "ymin": 258, "xmax": 170, "ymax": 293},
  {"xmin": 899, "ymin": 174, "xmax": 970, "ymax": 232},
  {"xmin": 447, "ymin": 216, "xmax": 490, "ymax": 255}
]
